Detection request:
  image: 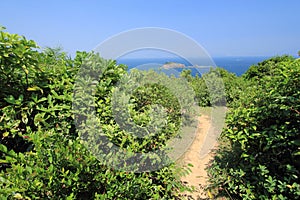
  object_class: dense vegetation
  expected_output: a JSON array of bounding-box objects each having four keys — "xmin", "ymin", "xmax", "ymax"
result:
[
  {"xmin": 180, "ymin": 67, "xmax": 246, "ymax": 107},
  {"xmin": 1, "ymin": 27, "xmax": 299, "ymax": 199},
  {"xmin": 207, "ymin": 56, "xmax": 300, "ymax": 199},
  {"xmin": 0, "ymin": 28, "xmax": 193, "ymax": 199}
]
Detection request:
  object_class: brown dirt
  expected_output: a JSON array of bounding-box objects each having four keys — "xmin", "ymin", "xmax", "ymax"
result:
[{"xmin": 178, "ymin": 114, "xmax": 217, "ymax": 199}]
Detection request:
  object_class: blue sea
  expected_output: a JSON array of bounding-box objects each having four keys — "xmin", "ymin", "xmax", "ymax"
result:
[{"xmin": 117, "ymin": 56, "xmax": 271, "ymax": 76}]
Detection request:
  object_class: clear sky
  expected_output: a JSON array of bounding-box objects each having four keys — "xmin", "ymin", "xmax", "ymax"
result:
[{"xmin": 2, "ymin": 0, "xmax": 300, "ymax": 57}]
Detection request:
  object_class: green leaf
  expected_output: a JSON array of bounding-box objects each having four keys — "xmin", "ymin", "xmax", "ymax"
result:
[
  {"xmin": 0, "ymin": 144, "xmax": 8, "ymax": 153},
  {"xmin": 291, "ymin": 140, "xmax": 300, "ymax": 146},
  {"xmin": 293, "ymin": 151, "xmax": 300, "ymax": 156},
  {"xmin": 3, "ymin": 132, "xmax": 9, "ymax": 137},
  {"xmin": 22, "ymin": 65, "xmax": 29, "ymax": 74},
  {"xmin": 4, "ymin": 95, "xmax": 15, "ymax": 104},
  {"xmin": 66, "ymin": 193, "xmax": 75, "ymax": 200},
  {"xmin": 187, "ymin": 163, "xmax": 194, "ymax": 167},
  {"xmin": 27, "ymin": 85, "xmax": 43, "ymax": 93},
  {"xmin": 0, "ymin": 159, "xmax": 9, "ymax": 164}
]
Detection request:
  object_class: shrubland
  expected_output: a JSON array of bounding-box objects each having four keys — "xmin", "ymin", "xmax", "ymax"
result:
[
  {"xmin": 0, "ymin": 27, "xmax": 191, "ymax": 199},
  {"xmin": 207, "ymin": 56, "xmax": 300, "ymax": 199},
  {"xmin": 1, "ymin": 26, "xmax": 299, "ymax": 199}
]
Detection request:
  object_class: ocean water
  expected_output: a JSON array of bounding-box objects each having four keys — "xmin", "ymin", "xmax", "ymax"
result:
[
  {"xmin": 213, "ymin": 56, "xmax": 270, "ymax": 76},
  {"xmin": 117, "ymin": 56, "xmax": 271, "ymax": 76}
]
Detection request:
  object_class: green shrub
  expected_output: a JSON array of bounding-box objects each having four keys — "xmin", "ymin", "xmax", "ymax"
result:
[
  {"xmin": 243, "ymin": 55, "xmax": 295, "ymax": 80},
  {"xmin": 181, "ymin": 67, "xmax": 246, "ymax": 107},
  {"xmin": 0, "ymin": 28, "xmax": 190, "ymax": 199},
  {"xmin": 208, "ymin": 58, "xmax": 300, "ymax": 199}
]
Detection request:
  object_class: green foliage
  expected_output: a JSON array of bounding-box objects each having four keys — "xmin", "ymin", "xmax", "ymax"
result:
[
  {"xmin": 243, "ymin": 55, "xmax": 294, "ymax": 80},
  {"xmin": 181, "ymin": 67, "xmax": 245, "ymax": 107},
  {"xmin": 208, "ymin": 58, "xmax": 300, "ymax": 199},
  {"xmin": 0, "ymin": 129, "xmax": 187, "ymax": 199},
  {"xmin": 6, "ymin": 25, "xmax": 299, "ymax": 200},
  {"xmin": 0, "ymin": 28, "xmax": 190, "ymax": 199},
  {"xmin": 73, "ymin": 55, "xmax": 196, "ymax": 172},
  {"xmin": 0, "ymin": 28, "xmax": 40, "ymax": 103},
  {"xmin": 182, "ymin": 70, "xmax": 210, "ymax": 107},
  {"xmin": 0, "ymin": 29, "xmax": 78, "ymax": 158}
]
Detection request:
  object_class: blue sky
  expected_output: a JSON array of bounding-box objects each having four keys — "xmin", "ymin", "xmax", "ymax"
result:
[{"xmin": 2, "ymin": 0, "xmax": 300, "ymax": 57}]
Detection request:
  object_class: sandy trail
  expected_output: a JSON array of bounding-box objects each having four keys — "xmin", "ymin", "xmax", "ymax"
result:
[{"xmin": 179, "ymin": 114, "xmax": 216, "ymax": 199}]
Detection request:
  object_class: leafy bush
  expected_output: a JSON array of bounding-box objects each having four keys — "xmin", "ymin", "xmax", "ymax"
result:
[
  {"xmin": 0, "ymin": 28, "xmax": 190, "ymax": 199},
  {"xmin": 208, "ymin": 57, "xmax": 300, "ymax": 199},
  {"xmin": 181, "ymin": 67, "xmax": 245, "ymax": 107},
  {"xmin": 243, "ymin": 55, "xmax": 295, "ymax": 80}
]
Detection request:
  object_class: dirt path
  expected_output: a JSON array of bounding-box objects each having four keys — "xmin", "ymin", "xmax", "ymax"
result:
[{"xmin": 179, "ymin": 114, "xmax": 216, "ymax": 199}]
